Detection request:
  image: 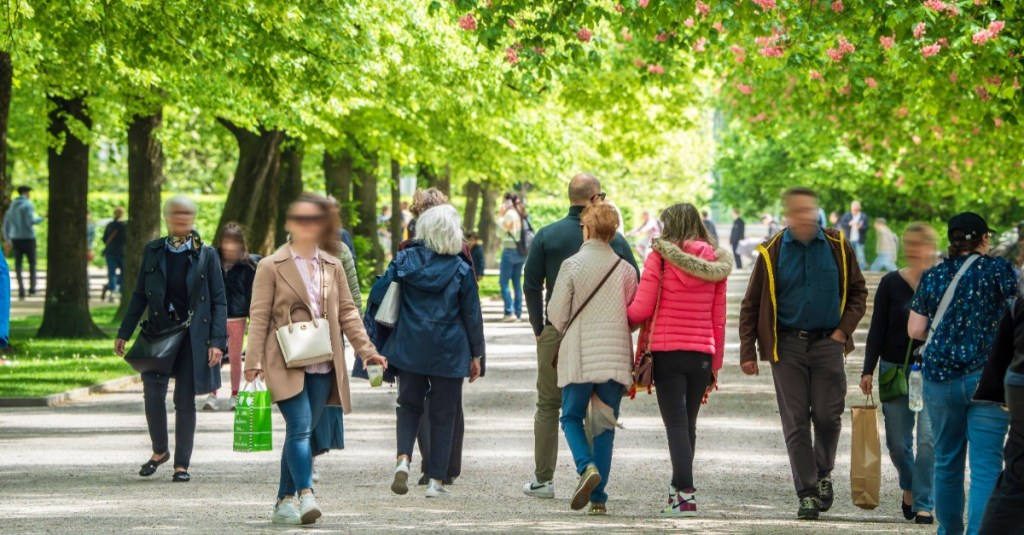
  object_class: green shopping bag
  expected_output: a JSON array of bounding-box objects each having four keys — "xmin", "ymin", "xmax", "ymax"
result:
[{"xmin": 233, "ymin": 379, "xmax": 273, "ymax": 452}]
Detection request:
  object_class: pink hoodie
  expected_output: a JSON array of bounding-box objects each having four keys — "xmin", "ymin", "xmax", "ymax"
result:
[{"xmin": 626, "ymin": 239, "xmax": 733, "ymax": 370}]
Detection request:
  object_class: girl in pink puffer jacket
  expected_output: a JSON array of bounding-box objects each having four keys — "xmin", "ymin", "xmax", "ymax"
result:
[{"xmin": 626, "ymin": 203, "xmax": 733, "ymax": 518}]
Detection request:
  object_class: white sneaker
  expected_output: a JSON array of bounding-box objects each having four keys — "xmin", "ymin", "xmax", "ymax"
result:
[
  {"xmin": 425, "ymin": 479, "xmax": 451, "ymax": 498},
  {"xmin": 228, "ymin": 395, "xmax": 238, "ymax": 411},
  {"xmin": 500, "ymin": 314, "xmax": 516, "ymax": 323},
  {"xmin": 201, "ymin": 394, "xmax": 217, "ymax": 411},
  {"xmin": 298, "ymin": 493, "xmax": 322, "ymax": 525},
  {"xmin": 391, "ymin": 458, "xmax": 410, "ymax": 495},
  {"xmin": 272, "ymin": 499, "xmax": 301, "ymax": 525},
  {"xmin": 312, "ymin": 460, "xmax": 320, "ymax": 484},
  {"xmin": 522, "ymin": 479, "xmax": 555, "ymax": 499}
]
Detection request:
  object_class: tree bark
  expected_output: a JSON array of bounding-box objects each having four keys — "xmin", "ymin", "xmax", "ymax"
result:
[
  {"xmin": 390, "ymin": 159, "xmax": 402, "ymax": 254},
  {"xmin": 0, "ymin": 52, "xmax": 12, "ymax": 223},
  {"xmin": 352, "ymin": 153, "xmax": 383, "ymax": 273},
  {"xmin": 479, "ymin": 186, "xmax": 500, "ymax": 265},
  {"xmin": 38, "ymin": 95, "xmax": 104, "ymax": 338},
  {"xmin": 217, "ymin": 119, "xmax": 284, "ymax": 254},
  {"xmin": 275, "ymin": 139, "xmax": 304, "ymax": 247},
  {"xmin": 438, "ymin": 164, "xmax": 452, "ymax": 197},
  {"xmin": 463, "ymin": 181, "xmax": 480, "ymax": 232},
  {"xmin": 115, "ymin": 110, "xmax": 165, "ymax": 321},
  {"xmin": 323, "ymin": 150, "xmax": 353, "ymax": 228}
]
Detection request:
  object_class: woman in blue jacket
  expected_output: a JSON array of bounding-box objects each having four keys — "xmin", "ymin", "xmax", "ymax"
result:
[{"xmin": 365, "ymin": 204, "xmax": 485, "ymax": 499}]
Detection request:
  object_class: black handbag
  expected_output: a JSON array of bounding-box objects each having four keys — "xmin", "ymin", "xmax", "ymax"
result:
[{"xmin": 124, "ymin": 248, "xmax": 209, "ymax": 374}]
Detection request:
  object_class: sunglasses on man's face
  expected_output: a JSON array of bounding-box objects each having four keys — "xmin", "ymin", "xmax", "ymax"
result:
[
  {"xmin": 287, "ymin": 214, "xmax": 327, "ymax": 225},
  {"xmin": 591, "ymin": 192, "xmax": 607, "ymax": 202},
  {"xmin": 170, "ymin": 211, "xmax": 196, "ymax": 217}
]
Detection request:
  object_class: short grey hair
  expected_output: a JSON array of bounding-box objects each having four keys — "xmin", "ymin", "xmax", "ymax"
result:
[
  {"xmin": 415, "ymin": 204, "xmax": 463, "ymax": 255},
  {"xmin": 163, "ymin": 195, "xmax": 198, "ymax": 218}
]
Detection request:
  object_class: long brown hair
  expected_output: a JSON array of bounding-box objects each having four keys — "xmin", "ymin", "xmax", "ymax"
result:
[
  {"xmin": 659, "ymin": 203, "xmax": 714, "ymax": 245},
  {"xmin": 290, "ymin": 192, "xmax": 341, "ymax": 257},
  {"xmin": 216, "ymin": 222, "xmax": 257, "ymax": 269}
]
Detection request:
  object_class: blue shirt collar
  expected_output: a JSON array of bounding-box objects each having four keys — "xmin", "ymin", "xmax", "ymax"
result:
[{"xmin": 782, "ymin": 227, "xmax": 825, "ymax": 244}]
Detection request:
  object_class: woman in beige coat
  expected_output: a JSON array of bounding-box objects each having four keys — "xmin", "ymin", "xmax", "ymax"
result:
[
  {"xmin": 548, "ymin": 202, "xmax": 638, "ymax": 515},
  {"xmin": 244, "ymin": 193, "xmax": 386, "ymax": 526}
]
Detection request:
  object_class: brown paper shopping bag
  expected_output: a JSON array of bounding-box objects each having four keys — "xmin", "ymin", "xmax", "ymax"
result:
[{"xmin": 850, "ymin": 395, "xmax": 881, "ymax": 510}]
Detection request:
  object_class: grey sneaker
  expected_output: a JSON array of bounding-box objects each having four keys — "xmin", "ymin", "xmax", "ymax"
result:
[
  {"xmin": 816, "ymin": 476, "xmax": 834, "ymax": 512},
  {"xmin": 425, "ymin": 479, "xmax": 451, "ymax": 498},
  {"xmin": 391, "ymin": 458, "xmax": 410, "ymax": 495},
  {"xmin": 298, "ymin": 493, "xmax": 322, "ymax": 525},
  {"xmin": 201, "ymin": 394, "xmax": 217, "ymax": 412},
  {"xmin": 798, "ymin": 496, "xmax": 822, "ymax": 520},
  {"xmin": 272, "ymin": 499, "xmax": 301, "ymax": 525}
]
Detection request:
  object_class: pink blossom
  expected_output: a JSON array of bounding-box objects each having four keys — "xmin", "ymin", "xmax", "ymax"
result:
[
  {"xmin": 684, "ymin": 17, "xmax": 695, "ymax": 27},
  {"xmin": 923, "ymin": 0, "xmax": 946, "ymax": 12},
  {"xmin": 949, "ymin": 71, "xmax": 958, "ymax": 84},
  {"xmin": 831, "ymin": 0, "xmax": 844, "ymax": 11},
  {"xmin": 713, "ymin": 21, "xmax": 725, "ymax": 32},
  {"xmin": 913, "ymin": 22, "xmax": 926, "ymax": 39},
  {"xmin": 938, "ymin": 37, "xmax": 949, "ymax": 46},
  {"xmin": 995, "ymin": 117, "xmax": 1004, "ymax": 127},
  {"xmin": 975, "ymin": 85, "xmax": 991, "ymax": 100},
  {"xmin": 638, "ymin": 0, "xmax": 649, "ymax": 7},
  {"xmin": 752, "ymin": 0, "xmax": 777, "ymax": 10},
  {"xmin": 838, "ymin": 84, "xmax": 851, "ymax": 95},
  {"xmin": 647, "ymin": 63, "xmax": 665, "ymax": 75},
  {"xmin": 880, "ymin": 35, "xmax": 895, "ymax": 49},
  {"xmin": 973, "ymin": 22, "xmax": 1004, "ymax": 45},
  {"xmin": 965, "ymin": 158, "xmax": 975, "ymax": 168},
  {"xmin": 897, "ymin": 106, "xmax": 909, "ymax": 117},
  {"xmin": 730, "ymin": 45, "xmax": 747, "ymax": 63},
  {"xmin": 614, "ymin": 3, "xmax": 626, "ymax": 13},
  {"xmin": 634, "ymin": 58, "xmax": 646, "ymax": 68},
  {"xmin": 810, "ymin": 70, "xmax": 824, "ymax": 81},
  {"xmin": 759, "ymin": 45, "xmax": 785, "ymax": 57},
  {"xmin": 577, "ymin": 27, "xmax": 593, "ymax": 42},
  {"xmin": 655, "ymin": 31, "xmax": 669, "ymax": 42},
  {"xmin": 458, "ymin": 14, "xmax": 477, "ymax": 31},
  {"xmin": 621, "ymin": 27, "xmax": 633, "ymax": 41},
  {"xmin": 921, "ymin": 43, "xmax": 941, "ymax": 57},
  {"xmin": 951, "ymin": 115, "xmax": 959, "ymax": 123},
  {"xmin": 838, "ymin": 36, "xmax": 855, "ymax": 53},
  {"xmin": 990, "ymin": 20, "xmax": 1005, "ymax": 33},
  {"xmin": 749, "ymin": 112, "xmax": 768, "ymax": 122},
  {"xmin": 533, "ymin": 47, "xmax": 546, "ymax": 55},
  {"xmin": 865, "ymin": 77, "xmax": 878, "ymax": 88},
  {"xmin": 986, "ymin": 75, "xmax": 1002, "ymax": 86},
  {"xmin": 737, "ymin": 83, "xmax": 754, "ymax": 94},
  {"xmin": 508, "ymin": 18, "xmax": 516, "ymax": 27},
  {"xmin": 694, "ymin": 36, "xmax": 707, "ymax": 52},
  {"xmin": 696, "ymin": 0, "xmax": 711, "ymax": 16},
  {"xmin": 895, "ymin": 176, "xmax": 905, "ymax": 187},
  {"xmin": 875, "ymin": 171, "xmax": 884, "ymax": 178},
  {"xmin": 912, "ymin": 135, "xmax": 922, "ymax": 145},
  {"xmin": 505, "ymin": 47, "xmax": 519, "ymax": 65}
]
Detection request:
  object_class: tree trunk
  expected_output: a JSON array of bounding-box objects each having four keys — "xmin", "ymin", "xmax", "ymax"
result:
[
  {"xmin": 217, "ymin": 119, "xmax": 284, "ymax": 254},
  {"xmin": 463, "ymin": 181, "xmax": 480, "ymax": 232},
  {"xmin": 390, "ymin": 159, "xmax": 402, "ymax": 254},
  {"xmin": 323, "ymin": 150, "xmax": 353, "ymax": 228},
  {"xmin": 438, "ymin": 164, "xmax": 452, "ymax": 197},
  {"xmin": 38, "ymin": 95, "xmax": 104, "ymax": 338},
  {"xmin": 479, "ymin": 186, "xmax": 500, "ymax": 265},
  {"xmin": 275, "ymin": 139, "xmax": 304, "ymax": 248},
  {"xmin": 352, "ymin": 153, "xmax": 383, "ymax": 273},
  {"xmin": 115, "ymin": 110, "xmax": 165, "ymax": 321},
  {"xmin": 0, "ymin": 52, "xmax": 12, "ymax": 223}
]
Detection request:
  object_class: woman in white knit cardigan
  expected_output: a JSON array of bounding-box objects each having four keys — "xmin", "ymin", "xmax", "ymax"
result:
[{"xmin": 548, "ymin": 202, "xmax": 638, "ymax": 515}]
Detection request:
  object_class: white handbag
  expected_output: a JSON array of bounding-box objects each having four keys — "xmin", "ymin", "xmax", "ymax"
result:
[
  {"xmin": 374, "ymin": 281, "xmax": 401, "ymax": 328},
  {"xmin": 276, "ymin": 261, "xmax": 334, "ymax": 369}
]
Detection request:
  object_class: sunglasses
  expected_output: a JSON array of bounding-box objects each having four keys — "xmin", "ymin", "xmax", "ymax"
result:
[
  {"xmin": 170, "ymin": 210, "xmax": 196, "ymax": 217},
  {"xmin": 287, "ymin": 214, "xmax": 327, "ymax": 225},
  {"xmin": 590, "ymin": 192, "xmax": 607, "ymax": 202}
]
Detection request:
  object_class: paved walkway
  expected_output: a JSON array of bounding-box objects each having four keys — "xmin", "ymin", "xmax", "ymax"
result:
[{"xmin": 0, "ymin": 277, "xmax": 931, "ymax": 534}]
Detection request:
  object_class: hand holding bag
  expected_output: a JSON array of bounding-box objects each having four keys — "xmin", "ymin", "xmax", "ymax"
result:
[
  {"xmin": 233, "ymin": 378, "xmax": 273, "ymax": 452},
  {"xmin": 878, "ymin": 340, "xmax": 913, "ymax": 403},
  {"xmin": 275, "ymin": 260, "xmax": 334, "ymax": 369},
  {"xmin": 850, "ymin": 394, "xmax": 882, "ymax": 509}
]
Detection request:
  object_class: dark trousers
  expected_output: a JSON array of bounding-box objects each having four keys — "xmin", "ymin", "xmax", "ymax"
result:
[
  {"xmin": 731, "ymin": 244, "xmax": 743, "ymax": 269},
  {"xmin": 142, "ymin": 338, "xmax": 196, "ymax": 469},
  {"xmin": 980, "ymin": 384, "xmax": 1024, "ymax": 534},
  {"xmin": 653, "ymin": 351, "xmax": 712, "ymax": 492},
  {"xmin": 770, "ymin": 333, "xmax": 847, "ymax": 498},
  {"xmin": 396, "ymin": 369, "xmax": 463, "ymax": 481},
  {"xmin": 11, "ymin": 238, "xmax": 36, "ymax": 296},
  {"xmin": 417, "ymin": 396, "xmax": 464, "ymax": 480}
]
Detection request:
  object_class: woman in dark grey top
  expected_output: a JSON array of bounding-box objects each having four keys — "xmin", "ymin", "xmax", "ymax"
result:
[
  {"xmin": 859, "ymin": 223, "xmax": 938, "ymax": 524},
  {"xmin": 115, "ymin": 196, "xmax": 227, "ymax": 482}
]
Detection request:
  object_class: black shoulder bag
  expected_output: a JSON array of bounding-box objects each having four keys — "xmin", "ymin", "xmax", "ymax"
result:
[{"xmin": 124, "ymin": 248, "xmax": 209, "ymax": 375}]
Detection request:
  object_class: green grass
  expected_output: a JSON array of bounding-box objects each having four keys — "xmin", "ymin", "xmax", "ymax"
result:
[
  {"xmin": 477, "ymin": 274, "xmax": 501, "ymax": 299},
  {"xmin": 0, "ymin": 306, "xmax": 130, "ymax": 398}
]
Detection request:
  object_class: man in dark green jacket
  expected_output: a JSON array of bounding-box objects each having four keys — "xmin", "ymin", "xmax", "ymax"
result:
[{"xmin": 520, "ymin": 173, "xmax": 639, "ymax": 499}]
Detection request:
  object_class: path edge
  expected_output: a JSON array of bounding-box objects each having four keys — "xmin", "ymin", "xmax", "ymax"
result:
[{"xmin": 0, "ymin": 373, "xmax": 141, "ymax": 408}]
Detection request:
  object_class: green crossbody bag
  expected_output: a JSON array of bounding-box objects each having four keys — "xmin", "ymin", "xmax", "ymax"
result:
[{"xmin": 878, "ymin": 340, "xmax": 913, "ymax": 403}]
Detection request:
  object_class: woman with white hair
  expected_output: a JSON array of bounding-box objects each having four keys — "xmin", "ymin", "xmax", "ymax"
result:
[
  {"xmin": 115, "ymin": 195, "xmax": 227, "ymax": 482},
  {"xmin": 364, "ymin": 204, "xmax": 485, "ymax": 499}
]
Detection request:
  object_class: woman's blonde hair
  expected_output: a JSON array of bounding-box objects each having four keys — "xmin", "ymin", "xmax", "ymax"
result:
[
  {"xmin": 410, "ymin": 188, "xmax": 450, "ymax": 218},
  {"xmin": 580, "ymin": 202, "xmax": 620, "ymax": 242},
  {"xmin": 903, "ymin": 222, "xmax": 939, "ymax": 247},
  {"xmin": 415, "ymin": 204, "xmax": 463, "ymax": 255}
]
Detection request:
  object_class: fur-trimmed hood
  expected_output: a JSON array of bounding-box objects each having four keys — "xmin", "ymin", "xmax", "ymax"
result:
[{"xmin": 652, "ymin": 238, "xmax": 733, "ymax": 283}]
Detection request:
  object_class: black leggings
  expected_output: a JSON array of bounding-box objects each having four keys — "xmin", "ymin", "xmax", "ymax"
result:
[
  {"xmin": 142, "ymin": 338, "xmax": 196, "ymax": 469},
  {"xmin": 653, "ymin": 351, "xmax": 712, "ymax": 492}
]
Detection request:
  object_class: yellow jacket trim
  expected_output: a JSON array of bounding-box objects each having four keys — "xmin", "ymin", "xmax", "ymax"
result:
[
  {"xmin": 825, "ymin": 230, "xmax": 848, "ymax": 317},
  {"xmin": 756, "ymin": 232, "xmax": 785, "ymax": 362}
]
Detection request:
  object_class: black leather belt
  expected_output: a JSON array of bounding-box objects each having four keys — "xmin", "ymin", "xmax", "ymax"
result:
[{"xmin": 779, "ymin": 327, "xmax": 832, "ymax": 341}]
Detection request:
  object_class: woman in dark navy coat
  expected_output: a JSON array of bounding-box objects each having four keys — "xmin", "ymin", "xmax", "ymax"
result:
[{"xmin": 115, "ymin": 195, "xmax": 228, "ymax": 482}]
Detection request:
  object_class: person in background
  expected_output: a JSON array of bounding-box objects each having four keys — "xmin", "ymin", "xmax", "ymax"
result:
[
  {"xmin": 115, "ymin": 195, "xmax": 227, "ymax": 483},
  {"xmin": 730, "ymin": 208, "xmax": 745, "ymax": 269},
  {"xmin": 377, "ymin": 205, "xmax": 392, "ymax": 257},
  {"xmin": 908, "ymin": 212, "xmax": 1016, "ymax": 535},
  {"xmin": 3, "ymin": 186, "xmax": 45, "ymax": 300},
  {"xmin": 498, "ymin": 193, "xmax": 527, "ymax": 323},
  {"xmin": 244, "ymin": 193, "xmax": 386, "ymax": 526},
  {"xmin": 701, "ymin": 210, "xmax": 718, "ymax": 242},
  {"xmin": 829, "ymin": 211, "xmax": 841, "ymax": 228},
  {"xmin": 102, "ymin": 207, "xmax": 127, "ymax": 303},
  {"xmin": 405, "ymin": 188, "xmax": 450, "ymax": 242},
  {"xmin": 521, "ymin": 173, "xmax": 639, "ymax": 500},
  {"xmin": 368, "ymin": 204, "xmax": 484, "ymax": 499},
  {"xmin": 86, "ymin": 211, "xmax": 96, "ymax": 262},
  {"xmin": 839, "ymin": 200, "xmax": 870, "ymax": 270},
  {"xmin": 0, "ymin": 245, "xmax": 9, "ymax": 359},
  {"xmin": 207, "ymin": 222, "xmax": 258, "ymax": 412},
  {"xmin": 761, "ymin": 214, "xmax": 782, "ymax": 239},
  {"xmin": 467, "ymin": 231, "xmax": 485, "ymax": 281},
  {"xmin": 400, "ymin": 201, "xmax": 412, "ymax": 239},
  {"xmin": 548, "ymin": 202, "xmax": 638, "ymax": 515},
  {"xmin": 626, "ymin": 203, "xmax": 732, "ymax": 517},
  {"xmin": 870, "ymin": 218, "xmax": 900, "ymax": 272},
  {"xmin": 860, "ymin": 223, "xmax": 939, "ymax": 525},
  {"xmin": 740, "ymin": 187, "xmax": 868, "ymax": 520},
  {"xmin": 626, "ymin": 210, "xmax": 662, "ymax": 260}
]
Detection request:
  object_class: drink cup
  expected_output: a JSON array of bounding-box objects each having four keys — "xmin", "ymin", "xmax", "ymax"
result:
[{"xmin": 367, "ymin": 364, "xmax": 384, "ymax": 387}]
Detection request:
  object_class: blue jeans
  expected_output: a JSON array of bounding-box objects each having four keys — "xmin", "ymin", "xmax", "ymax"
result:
[
  {"xmin": 924, "ymin": 371, "xmax": 1010, "ymax": 535},
  {"xmin": 105, "ymin": 254, "xmax": 124, "ymax": 293},
  {"xmin": 560, "ymin": 381, "xmax": 623, "ymax": 504},
  {"xmin": 880, "ymin": 361, "xmax": 934, "ymax": 513},
  {"xmin": 870, "ymin": 253, "xmax": 898, "ymax": 273},
  {"xmin": 499, "ymin": 248, "xmax": 524, "ymax": 317},
  {"xmin": 852, "ymin": 242, "xmax": 868, "ymax": 270},
  {"xmin": 277, "ymin": 372, "xmax": 333, "ymax": 500}
]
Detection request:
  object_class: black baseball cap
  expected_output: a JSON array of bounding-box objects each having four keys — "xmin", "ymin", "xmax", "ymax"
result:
[{"xmin": 947, "ymin": 212, "xmax": 992, "ymax": 242}]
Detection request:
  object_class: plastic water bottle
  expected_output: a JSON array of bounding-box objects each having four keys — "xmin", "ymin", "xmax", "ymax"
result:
[{"xmin": 908, "ymin": 364, "xmax": 924, "ymax": 412}]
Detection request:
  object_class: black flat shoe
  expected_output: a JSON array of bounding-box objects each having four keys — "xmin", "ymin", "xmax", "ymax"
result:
[
  {"xmin": 417, "ymin": 473, "xmax": 430, "ymax": 486},
  {"xmin": 172, "ymin": 471, "xmax": 190, "ymax": 483},
  {"xmin": 902, "ymin": 498, "xmax": 914, "ymax": 520},
  {"xmin": 915, "ymin": 513, "xmax": 934, "ymax": 525},
  {"xmin": 139, "ymin": 452, "xmax": 170, "ymax": 477}
]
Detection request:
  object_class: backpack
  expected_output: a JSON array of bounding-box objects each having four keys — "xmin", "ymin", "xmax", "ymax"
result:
[{"xmin": 516, "ymin": 216, "xmax": 534, "ymax": 257}]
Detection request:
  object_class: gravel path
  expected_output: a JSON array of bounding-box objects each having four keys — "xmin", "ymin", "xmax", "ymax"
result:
[{"xmin": 0, "ymin": 273, "xmax": 933, "ymax": 534}]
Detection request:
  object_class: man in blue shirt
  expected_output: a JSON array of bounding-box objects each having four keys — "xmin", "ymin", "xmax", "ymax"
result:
[{"xmin": 3, "ymin": 186, "xmax": 45, "ymax": 299}]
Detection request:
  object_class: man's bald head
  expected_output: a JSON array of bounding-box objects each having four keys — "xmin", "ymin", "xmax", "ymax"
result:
[{"xmin": 568, "ymin": 173, "xmax": 601, "ymax": 206}]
